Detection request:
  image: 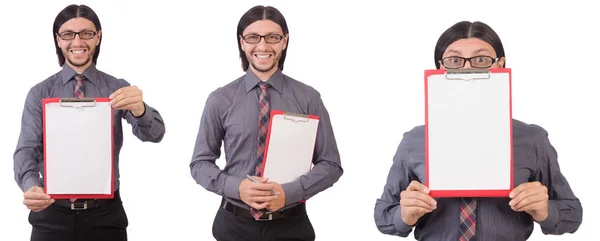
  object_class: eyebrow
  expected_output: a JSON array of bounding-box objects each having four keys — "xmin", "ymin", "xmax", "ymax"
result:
[{"xmin": 444, "ymin": 48, "xmax": 493, "ymax": 57}]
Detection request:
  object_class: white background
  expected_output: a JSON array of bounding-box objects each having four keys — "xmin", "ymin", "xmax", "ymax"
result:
[{"xmin": 1, "ymin": 0, "xmax": 598, "ymax": 240}]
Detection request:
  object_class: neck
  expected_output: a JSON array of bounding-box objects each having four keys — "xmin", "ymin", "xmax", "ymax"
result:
[
  {"xmin": 67, "ymin": 62, "xmax": 92, "ymax": 74},
  {"xmin": 250, "ymin": 67, "xmax": 278, "ymax": 81}
]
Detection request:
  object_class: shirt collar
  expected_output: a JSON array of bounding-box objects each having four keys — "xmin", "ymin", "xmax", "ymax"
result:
[
  {"xmin": 244, "ymin": 68, "xmax": 284, "ymax": 94},
  {"xmin": 60, "ymin": 64, "xmax": 99, "ymax": 85}
]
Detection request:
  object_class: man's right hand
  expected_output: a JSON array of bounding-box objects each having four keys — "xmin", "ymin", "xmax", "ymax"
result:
[
  {"xmin": 238, "ymin": 176, "xmax": 278, "ymax": 210},
  {"xmin": 23, "ymin": 186, "xmax": 54, "ymax": 212},
  {"xmin": 400, "ymin": 181, "xmax": 437, "ymax": 226}
]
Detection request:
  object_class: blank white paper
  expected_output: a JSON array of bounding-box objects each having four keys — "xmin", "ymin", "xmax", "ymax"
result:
[
  {"xmin": 44, "ymin": 101, "xmax": 112, "ymax": 195},
  {"xmin": 427, "ymin": 72, "xmax": 511, "ymax": 191},
  {"xmin": 261, "ymin": 113, "xmax": 319, "ymax": 184}
]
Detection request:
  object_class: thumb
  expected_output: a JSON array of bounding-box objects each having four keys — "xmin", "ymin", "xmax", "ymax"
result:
[
  {"xmin": 253, "ymin": 176, "xmax": 269, "ymax": 183},
  {"xmin": 30, "ymin": 185, "xmax": 44, "ymax": 193}
]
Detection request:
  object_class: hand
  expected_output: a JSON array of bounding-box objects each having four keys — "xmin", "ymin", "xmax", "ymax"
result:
[
  {"xmin": 509, "ymin": 181, "xmax": 549, "ymax": 222},
  {"xmin": 399, "ymin": 181, "xmax": 437, "ymax": 226},
  {"xmin": 23, "ymin": 186, "xmax": 55, "ymax": 212},
  {"xmin": 239, "ymin": 176, "xmax": 278, "ymax": 210},
  {"xmin": 109, "ymin": 86, "xmax": 145, "ymax": 117},
  {"xmin": 266, "ymin": 182, "xmax": 285, "ymax": 212}
]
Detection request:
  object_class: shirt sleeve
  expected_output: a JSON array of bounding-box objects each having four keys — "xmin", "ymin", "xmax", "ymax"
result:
[
  {"xmin": 280, "ymin": 94, "xmax": 344, "ymax": 205},
  {"xmin": 13, "ymin": 86, "xmax": 44, "ymax": 192},
  {"xmin": 189, "ymin": 90, "xmax": 243, "ymax": 199},
  {"xmin": 534, "ymin": 129, "xmax": 583, "ymax": 235},
  {"xmin": 374, "ymin": 133, "xmax": 418, "ymax": 237},
  {"xmin": 119, "ymin": 80, "xmax": 165, "ymax": 143}
]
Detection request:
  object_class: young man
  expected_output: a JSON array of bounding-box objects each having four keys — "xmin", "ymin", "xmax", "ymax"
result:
[
  {"xmin": 190, "ymin": 5, "xmax": 343, "ymax": 241},
  {"xmin": 373, "ymin": 21, "xmax": 582, "ymax": 240},
  {"xmin": 13, "ymin": 4, "xmax": 166, "ymax": 241}
]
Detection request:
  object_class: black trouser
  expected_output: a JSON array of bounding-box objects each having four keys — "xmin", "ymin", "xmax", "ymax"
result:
[
  {"xmin": 212, "ymin": 199, "xmax": 315, "ymax": 241},
  {"xmin": 28, "ymin": 191, "xmax": 128, "ymax": 241}
]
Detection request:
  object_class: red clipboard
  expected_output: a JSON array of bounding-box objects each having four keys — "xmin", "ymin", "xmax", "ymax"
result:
[
  {"xmin": 260, "ymin": 110, "xmax": 319, "ymax": 203},
  {"xmin": 424, "ymin": 68, "xmax": 513, "ymax": 198},
  {"xmin": 42, "ymin": 97, "xmax": 114, "ymax": 199}
]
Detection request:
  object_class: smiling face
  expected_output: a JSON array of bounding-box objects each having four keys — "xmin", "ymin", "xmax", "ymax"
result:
[
  {"xmin": 240, "ymin": 20, "xmax": 288, "ymax": 79},
  {"xmin": 56, "ymin": 17, "xmax": 101, "ymax": 73}
]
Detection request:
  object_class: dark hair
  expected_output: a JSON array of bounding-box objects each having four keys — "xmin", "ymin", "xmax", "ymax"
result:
[
  {"xmin": 237, "ymin": 5, "xmax": 289, "ymax": 71},
  {"xmin": 434, "ymin": 21, "xmax": 505, "ymax": 69},
  {"xmin": 53, "ymin": 4, "xmax": 102, "ymax": 66}
]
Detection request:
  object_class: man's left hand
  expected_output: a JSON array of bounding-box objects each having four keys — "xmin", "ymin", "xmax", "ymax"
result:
[
  {"xmin": 110, "ymin": 86, "xmax": 145, "ymax": 117},
  {"xmin": 266, "ymin": 182, "xmax": 286, "ymax": 212},
  {"xmin": 509, "ymin": 181, "xmax": 549, "ymax": 222}
]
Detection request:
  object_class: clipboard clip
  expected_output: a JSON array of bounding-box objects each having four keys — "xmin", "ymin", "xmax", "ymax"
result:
[
  {"xmin": 283, "ymin": 112, "xmax": 310, "ymax": 123},
  {"xmin": 445, "ymin": 68, "xmax": 490, "ymax": 81},
  {"xmin": 59, "ymin": 98, "xmax": 97, "ymax": 108}
]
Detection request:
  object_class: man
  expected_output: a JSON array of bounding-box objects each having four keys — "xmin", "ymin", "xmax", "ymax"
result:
[
  {"xmin": 190, "ymin": 5, "xmax": 343, "ymax": 241},
  {"xmin": 13, "ymin": 4, "xmax": 165, "ymax": 241},
  {"xmin": 374, "ymin": 21, "xmax": 582, "ymax": 240}
]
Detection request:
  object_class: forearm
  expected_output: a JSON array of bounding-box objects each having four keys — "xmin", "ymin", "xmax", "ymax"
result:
[
  {"xmin": 127, "ymin": 103, "xmax": 165, "ymax": 142},
  {"xmin": 14, "ymin": 148, "xmax": 42, "ymax": 192},
  {"xmin": 374, "ymin": 199, "xmax": 414, "ymax": 237},
  {"xmin": 190, "ymin": 160, "xmax": 242, "ymax": 199},
  {"xmin": 281, "ymin": 160, "xmax": 342, "ymax": 205}
]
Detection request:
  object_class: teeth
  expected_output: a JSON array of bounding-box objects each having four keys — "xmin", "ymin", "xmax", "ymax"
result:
[
  {"xmin": 256, "ymin": 54, "xmax": 271, "ymax": 59},
  {"xmin": 71, "ymin": 50, "xmax": 85, "ymax": 54}
]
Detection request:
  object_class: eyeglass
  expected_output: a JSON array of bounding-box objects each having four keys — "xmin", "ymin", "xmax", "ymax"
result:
[
  {"xmin": 441, "ymin": 56, "xmax": 499, "ymax": 69},
  {"xmin": 57, "ymin": 30, "xmax": 98, "ymax": 40},
  {"xmin": 241, "ymin": 34, "xmax": 285, "ymax": 44}
]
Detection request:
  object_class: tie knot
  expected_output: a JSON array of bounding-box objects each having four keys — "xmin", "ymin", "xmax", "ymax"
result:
[
  {"xmin": 74, "ymin": 74, "xmax": 85, "ymax": 82},
  {"xmin": 258, "ymin": 81, "xmax": 270, "ymax": 89}
]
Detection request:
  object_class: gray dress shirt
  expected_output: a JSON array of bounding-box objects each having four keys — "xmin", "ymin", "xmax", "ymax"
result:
[
  {"xmin": 374, "ymin": 120, "xmax": 582, "ymax": 240},
  {"xmin": 14, "ymin": 64, "xmax": 166, "ymax": 193},
  {"xmin": 190, "ymin": 69, "xmax": 343, "ymax": 210}
]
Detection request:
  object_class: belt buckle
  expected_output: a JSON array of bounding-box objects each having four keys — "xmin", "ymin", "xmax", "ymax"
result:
[
  {"xmin": 70, "ymin": 201, "xmax": 88, "ymax": 210},
  {"xmin": 257, "ymin": 213, "xmax": 273, "ymax": 221}
]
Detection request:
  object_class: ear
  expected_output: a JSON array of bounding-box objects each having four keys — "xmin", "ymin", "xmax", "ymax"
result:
[
  {"xmin": 96, "ymin": 30, "xmax": 102, "ymax": 46},
  {"xmin": 282, "ymin": 34, "xmax": 288, "ymax": 50},
  {"xmin": 239, "ymin": 35, "xmax": 245, "ymax": 51},
  {"xmin": 438, "ymin": 60, "xmax": 445, "ymax": 69},
  {"xmin": 498, "ymin": 57, "xmax": 505, "ymax": 68},
  {"xmin": 56, "ymin": 33, "xmax": 61, "ymax": 48}
]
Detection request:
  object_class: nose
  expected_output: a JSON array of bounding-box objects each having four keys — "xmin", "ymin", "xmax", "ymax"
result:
[
  {"xmin": 71, "ymin": 34, "xmax": 84, "ymax": 45},
  {"xmin": 463, "ymin": 61, "xmax": 472, "ymax": 69},
  {"xmin": 256, "ymin": 37, "xmax": 269, "ymax": 48}
]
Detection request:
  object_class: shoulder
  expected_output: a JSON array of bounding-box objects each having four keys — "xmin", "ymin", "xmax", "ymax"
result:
[
  {"xmin": 282, "ymin": 74, "xmax": 321, "ymax": 99},
  {"xmin": 96, "ymin": 69, "xmax": 131, "ymax": 89},
  {"xmin": 204, "ymin": 75, "xmax": 245, "ymax": 107},
  {"xmin": 29, "ymin": 71, "xmax": 62, "ymax": 95},
  {"xmin": 512, "ymin": 119, "xmax": 550, "ymax": 143}
]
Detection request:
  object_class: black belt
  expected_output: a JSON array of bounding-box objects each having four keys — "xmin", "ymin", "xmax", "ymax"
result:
[
  {"xmin": 53, "ymin": 191, "xmax": 120, "ymax": 210},
  {"xmin": 220, "ymin": 198, "xmax": 306, "ymax": 221}
]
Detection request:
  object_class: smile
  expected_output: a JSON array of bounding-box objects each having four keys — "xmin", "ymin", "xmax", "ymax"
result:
[
  {"xmin": 70, "ymin": 49, "xmax": 87, "ymax": 54},
  {"xmin": 254, "ymin": 54, "xmax": 272, "ymax": 59}
]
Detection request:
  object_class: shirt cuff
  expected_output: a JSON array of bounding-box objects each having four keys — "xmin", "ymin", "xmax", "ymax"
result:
[
  {"xmin": 281, "ymin": 180, "xmax": 303, "ymax": 205},
  {"xmin": 538, "ymin": 200, "xmax": 560, "ymax": 228},
  {"xmin": 393, "ymin": 205, "xmax": 416, "ymax": 233},
  {"xmin": 223, "ymin": 175, "xmax": 244, "ymax": 200},
  {"xmin": 22, "ymin": 176, "xmax": 42, "ymax": 193},
  {"xmin": 132, "ymin": 103, "xmax": 153, "ymax": 125}
]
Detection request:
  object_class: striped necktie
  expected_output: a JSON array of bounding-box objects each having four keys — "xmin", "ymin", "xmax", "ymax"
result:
[
  {"xmin": 74, "ymin": 74, "xmax": 85, "ymax": 99},
  {"xmin": 250, "ymin": 81, "xmax": 270, "ymax": 219},
  {"xmin": 459, "ymin": 197, "xmax": 477, "ymax": 241}
]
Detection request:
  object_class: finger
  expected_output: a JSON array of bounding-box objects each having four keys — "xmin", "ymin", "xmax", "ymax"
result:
[
  {"xmin": 248, "ymin": 189, "xmax": 275, "ymax": 197},
  {"xmin": 112, "ymin": 96, "xmax": 142, "ymax": 109},
  {"xmin": 250, "ymin": 182, "xmax": 276, "ymax": 191},
  {"xmin": 406, "ymin": 181, "xmax": 430, "ymax": 194},
  {"xmin": 24, "ymin": 191, "xmax": 50, "ymax": 200},
  {"xmin": 514, "ymin": 200, "xmax": 547, "ymax": 212},
  {"xmin": 513, "ymin": 193, "xmax": 548, "ymax": 211},
  {"xmin": 249, "ymin": 195, "xmax": 278, "ymax": 203},
  {"xmin": 252, "ymin": 176, "xmax": 269, "ymax": 183},
  {"xmin": 24, "ymin": 199, "xmax": 54, "ymax": 206},
  {"xmin": 406, "ymin": 206, "xmax": 435, "ymax": 215},
  {"xmin": 249, "ymin": 201, "xmax": 269, "ymax": 210},
  {"xmin": 401, "ymin": 191, "xmax": 437, "ymax": 206},
  {"xmin": 509, "ymin": 181, "xmax": 542, "ymax": 198},
  {"xmin": 509, "ymin": 186, "xmax": 546, "ymax": 207},
  {"xmin": 109, "ymin": 86, "xmax": 138, "ymax": 99},
  {"xmin": 400, "ymin": 197, "xmax": 437, "ymax": 210}
]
